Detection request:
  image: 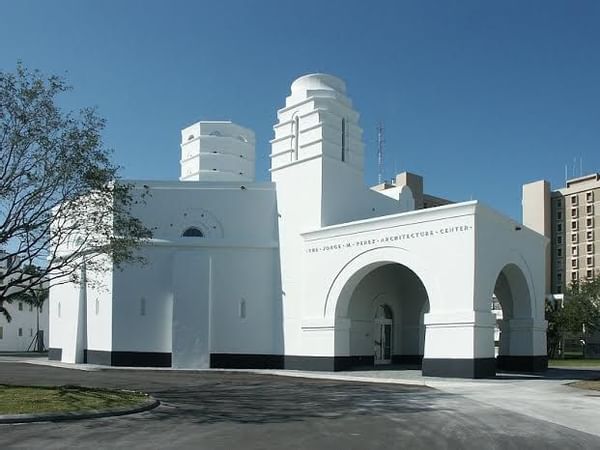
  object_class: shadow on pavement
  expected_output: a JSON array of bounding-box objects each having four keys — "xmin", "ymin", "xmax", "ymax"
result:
[{"xmin": 135, "ymin": 380, "xmax": 445, "ymax": 425}]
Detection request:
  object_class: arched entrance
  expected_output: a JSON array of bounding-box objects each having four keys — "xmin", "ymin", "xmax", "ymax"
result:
[
  {"xmin": 335, "ymin": 263, "xmax": 430, "ymax": 369},
  {"xmin": 491, "ymin": 263, "xmax": 547, "ymax": 372}
]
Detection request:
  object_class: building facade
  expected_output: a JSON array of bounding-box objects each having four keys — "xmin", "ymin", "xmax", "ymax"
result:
[
  {"xmin": 48, "ymin": 73, "xmax": 548, "ymax": 378},
  {"xmin": 523, "ymin": 174, "xmax": 600, "ymax": 294}
]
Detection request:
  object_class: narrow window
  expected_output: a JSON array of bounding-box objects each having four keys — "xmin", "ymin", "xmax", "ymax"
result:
[
  {"xmin": 95, "ymin": 298, "xmax": 100, "ymax": 315},
  {"xmin": 39, "ymin": 304, "xmax": 43, "ymax": 313},
  {"xmin": 18, "ymin": 302, "xmax": 23, "ymax": 311},
  {"xmin": 239, "ymin": 299, "xmax": 246, "ymax": 319},
  {"xmin": 140, "ymin": 297, "xmax": 146, "ymax": 316},
  {"xmin": 18, "ymin": 328, "xmax": 22, "ymax": 337},
  {"xmin": 0, "ymin": 326, "xmax": 3, "ymax": 339},
  {"xmin": 292, "ymin": 115, "xmax": 300, "ymax": 161},
  {"xmin": 30, "ymin": 328, "xmax": 33, "ymax": 337},
  {"xmin": 341, "ymin": 118, "xmax": 346, "ymax": 162}
]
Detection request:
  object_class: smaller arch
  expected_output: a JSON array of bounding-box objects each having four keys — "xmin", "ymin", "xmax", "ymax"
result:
[
  {"xmin": 182, "ymin": 227, "xmax": 204, "ymax": 237},
  {"xmin": 374, "ymin": 304, "xmax": 393, "ymax": 320}
]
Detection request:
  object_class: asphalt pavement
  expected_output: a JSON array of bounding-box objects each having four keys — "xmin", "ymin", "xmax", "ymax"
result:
[{"xmin": 0, "ymin": 360, "xmax": 599, "ymax": 449}]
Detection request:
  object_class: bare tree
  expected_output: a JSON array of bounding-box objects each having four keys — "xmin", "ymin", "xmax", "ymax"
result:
[{"xmin": 0, "ymin": 63, "xmax": 152, "ymax": 321}]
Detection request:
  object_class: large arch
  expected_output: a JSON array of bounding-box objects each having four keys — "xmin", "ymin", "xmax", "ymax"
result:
[
  {"xmin": 328, "ymin": 247, "xmax": 434, "ymax": 369},
  {"xmin": 324, "ymin": 246, "xmax": 440, "ymax": 321}
]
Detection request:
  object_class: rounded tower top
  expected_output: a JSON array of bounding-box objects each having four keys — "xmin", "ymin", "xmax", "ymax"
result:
[{"xmin": 290, "ymin": 73, "xmax": 346, "ymax": 96}]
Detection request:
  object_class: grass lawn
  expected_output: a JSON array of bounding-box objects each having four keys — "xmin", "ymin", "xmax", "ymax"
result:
[
  {"xmin": 548, "ymin": 359, "xmax": 600, "ymax": 367},
  {"xmin": 0, "ymin": 384, "xmax": 149, "ymax": 415},
  {"xmin": 570, "ymin": 380, "xmax": 600, "ymax": 391}
]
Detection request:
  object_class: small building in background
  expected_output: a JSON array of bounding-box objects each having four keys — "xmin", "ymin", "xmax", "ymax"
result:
[{"xmin": 0, "ymin": 252, "xmax": 49, "ymax": 352}]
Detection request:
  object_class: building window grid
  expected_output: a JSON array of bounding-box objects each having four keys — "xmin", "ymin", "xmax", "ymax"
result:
[
  {"xmin": 571, "ymin": 233, "xmax": 578, "ymax": 244},
  {"xmin": 571, "ymin": 195, "xmax": 578, "ymax": 206},
  {"xmin": 571, "ymin": 246, "xmax": 578, "ymax": 257},
  {"xmin": 588, "ymin": 230, "xmax": 594, "ymax": 241},
  {"xmin": 586, "ymin": 191, "xmax": 594, "ymax": 203},
  {"xmin": 586, "ymin": 217, "xmax": 594, "ymax": 229},
  {"xmin": 571, "ymin": 220, "xmax": 578, "ymax": 231},
  {"xmin": 586, "ymin": 204, "xmax": 594, "ymax": 216},
  {"xmin": 571, "ymin": 271, "xmax": 578, "ymax": 281},
  {"xmin": 587, "ymin": 243, "xmax": 594, "ymax": 254},
  {"xmin": 571, "ymin": 258, "xmax": 578, "ymax": 269},
  {"xmin": 571, "ymin": 207, "xmax": 578, "ymax": 218}
]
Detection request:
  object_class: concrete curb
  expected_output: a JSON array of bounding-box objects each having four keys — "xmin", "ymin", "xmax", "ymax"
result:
[{"xmin": 0, "ymin": 396, "xmax": 160, "ymax": 424}]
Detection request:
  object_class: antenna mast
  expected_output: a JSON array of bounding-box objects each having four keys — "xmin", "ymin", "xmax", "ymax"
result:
[{"xmin": 377, "ymin": 122, "xmax": 384, "ymax": 184}]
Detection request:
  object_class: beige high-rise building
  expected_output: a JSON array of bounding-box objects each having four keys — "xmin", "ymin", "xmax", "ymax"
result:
[{"xmin": 523, "ymin": 173, "xmax": 600, "ymax": 295}]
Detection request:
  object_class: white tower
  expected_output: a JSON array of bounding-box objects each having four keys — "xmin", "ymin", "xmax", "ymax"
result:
[
  {"xmin": 271, "ymin": 73, "xmax": 400, "ymax": 355},
  {"xmin": 180, "ymin": 121, "xmax": 256, "ymax": 182}
]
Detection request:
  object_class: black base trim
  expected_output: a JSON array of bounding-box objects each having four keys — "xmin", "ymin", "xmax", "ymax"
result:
[
  {"xmin": 209, "ymin": 354, "xmax": 375, "ymax": 371},
  {"xmin": 210, "ymin": 353, "xmax": 284, "ymax": 370},
  {"xmin": 496, "ymin": 355, "xmax": 548, "ymax": 372},
  {"xmin": 422, "ymin": 358, "xmax": 496, "ymax": 378},
  {"xmin": 48, "ymin": 348, "xmax": 62, "ymax": 361},
  {"xmin": 392, "ymin": 354, "xmax": 423, "ymax": 366},
  {"xmin": 84, "ymin": 350, "xmax": 171, "ymax": 368}
]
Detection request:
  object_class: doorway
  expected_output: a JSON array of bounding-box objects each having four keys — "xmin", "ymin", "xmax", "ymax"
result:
[{"xmin": 374, "ymin": 304, "xmax": 393, "ymax": 364}]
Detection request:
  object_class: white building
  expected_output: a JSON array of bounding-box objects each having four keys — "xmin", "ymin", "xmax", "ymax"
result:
[
  {"xmin": 0, "ymin": 253, "xmax": 49, "ymax": 352},
  {"xmin": 49, "ymin": 74, "xmax": 548, "ymax": 378}
]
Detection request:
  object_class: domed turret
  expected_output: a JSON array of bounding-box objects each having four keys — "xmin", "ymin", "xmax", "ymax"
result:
[{"xmin": 290, "ymin": 73, "xmax": 347, "ymax": 97}]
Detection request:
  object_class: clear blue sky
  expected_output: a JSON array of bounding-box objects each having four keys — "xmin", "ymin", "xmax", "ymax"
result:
[{"xmin": 2, "ymin": 0, "xmax": 599, "ymax": 220}]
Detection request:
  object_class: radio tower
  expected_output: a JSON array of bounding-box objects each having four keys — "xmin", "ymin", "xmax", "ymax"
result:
[{"xmin": 376, "ymin": 122, "xmax": 384, "ymax": 184}]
